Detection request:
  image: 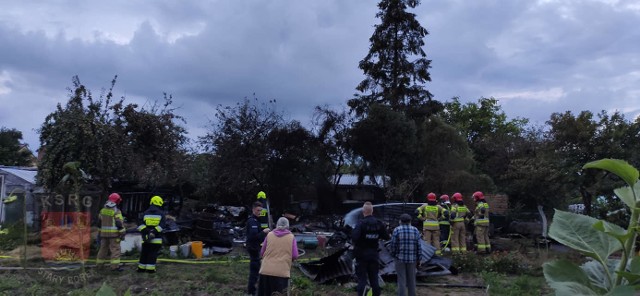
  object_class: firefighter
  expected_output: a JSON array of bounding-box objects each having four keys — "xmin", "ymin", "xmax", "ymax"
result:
[
  {"xmin": 96, "ymin": 193, "xmax": 125, "ymax": 271},
  {"xmin": 450, "ymin": 192, "xmax": 469, "ymax": 253},
  {"xmin": 256, "ymin": 191, "xmax": 272, "ymax": 231},
  {"xmin": 137, "ymin": 195, "xmax": 165, "ymax": 273},
  {"xmin": 439, "ymin": 194, "xmax": 452, "ymax": 251},
  {"xmin": 473, "ymin": 191, "xmax": 491, "ymax": 254},
  {"xmin": 417, "ymin": 193, "xmax": 442, "ymax": 255}
]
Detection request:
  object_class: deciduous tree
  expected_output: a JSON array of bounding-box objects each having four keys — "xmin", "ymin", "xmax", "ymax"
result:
[{"xmin": 0, "ymin": 128, "xmax": 33, "ymax": 166}]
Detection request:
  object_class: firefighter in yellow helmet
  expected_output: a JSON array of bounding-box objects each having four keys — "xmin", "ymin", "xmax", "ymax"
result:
[
  {"xmin": 256, "ymin": 191, "xmax": 272, "ymax": 231},
  {"xmin": 417, "ymin": 193, "xmax": 443, "ymax": 255},
  {"xmin": 137, "ymin": 195, "xmax": 165, "ymax": 273},
  {"xmin": 472, "ymin": 191, "xmax": 491, "ymax": 254}
]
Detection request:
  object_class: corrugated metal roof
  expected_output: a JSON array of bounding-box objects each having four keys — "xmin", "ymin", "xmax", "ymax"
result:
[
  {"xmin": 0, "ymin": 167, "xmax": 37, "ymax": 184},
  {"xmin": 331, "ymin": 174, "xmax": 388, "ymax": 186}
]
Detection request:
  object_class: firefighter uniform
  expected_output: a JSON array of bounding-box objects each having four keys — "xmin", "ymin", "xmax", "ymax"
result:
[
  {"xmin": 137, "ymin": 196, "xmax": 165, "ymax": 273},
  {"xmin": 439, "ymin": 198, "xmax": 452, "ymax": 251},
  {"xmin": 450, "ymin": 202, "xmax": 469, "ymax": 253},
  {"xmin": 256, "ymin": 191, "xmax": 271, "ymax": 231},
  {"xmin": 96, "ymin": 199, "xmax": 125, "ymax": 270},
  {"xmin": 417, "ymin": 203, "xmax": 443, "ymax": 255},
  {"xmin": 474, "ymin": 201, "xmax": 491, "ymax": 253}
]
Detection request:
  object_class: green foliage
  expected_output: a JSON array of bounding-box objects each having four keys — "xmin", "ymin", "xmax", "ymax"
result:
[
  {"xmin": 0, "ymin": 127, "xmax": 33, "ymax": 166},
  {"xmin": 543, "ymin": 158, "xmax": 640, "ymax": 295},
  {"xmin": 451, "ymin": 251, "xmax": 531, "ymax": 275},
  {"xmin": 0, "ymin": 222, "xmax": 24, "ymax": 251},
  {"xmin": 545, "ymin": 111, "xmax": 636, "ymax": 215},
  {"xmin": 349, "ymin": 0, "xmax": 439, "ymax": 117},
  {"xmin": 0, "ymin": 274, "xmax": 21, "ymax": 292},
  {"xmin": 205, "ymin": 267, "xmax": 231, "ymax": 283},
  {"xmin": 38, "ymin": 76, "xmax": 188, "ymax": 193},
  {"xmin": 481, "ymin": 271, "xmax": 546, "ymax": 296},
  {"xmin": 199, "ymin": 97, "xmax": 322, "ymax": 207},
  {"xmin": 349, "ymin": 104, "xmax": 417, "ymax": 186},
  {"xmin": 95, "ymin": 282, "xmax": 131, "ymax": 296},
  {"xmin": 417, "ymin": 115, "xmax": 493, "ymax": 195},
  {"xmin": 290, "ymin": 275, "xmax": 313, "ymax": 294}
]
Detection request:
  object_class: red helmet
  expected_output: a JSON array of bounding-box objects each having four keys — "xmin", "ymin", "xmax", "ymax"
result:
[
  {"xmin": 452, "ymin": 192, "xmax": 463, "ymax": 202},
  {"xmin": 426, "ymin": 192, "xmax": 437, "ymax": 202},
  {"xmin": 473, "ymin": 191, "xmax": 485, "ymax": 202},
  {"xmin": 108, "ymin": 193, "xmax": 122, "ymax": 204},
  {"xmin": 439, "ymin": 195, "xmax": 450, "ymax": 202}
]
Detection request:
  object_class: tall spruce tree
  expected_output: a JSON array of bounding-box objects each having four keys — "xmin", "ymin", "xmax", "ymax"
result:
[{"xmin": 349, "ymin": 0, "xmax": 439, "ymax": 118}]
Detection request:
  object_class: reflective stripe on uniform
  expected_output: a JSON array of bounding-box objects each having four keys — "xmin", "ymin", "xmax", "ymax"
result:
[
  {"xmin": 100, "ymin": 208, "xmax": 115, "ymax": 216},
  {"xmin": 452, "ymin": 206, "xmax": 468, "ymax": 222},
  {"xmin": 144, "ymin": 214, "xmax": 162, "ymax": 226},
  {"xmin": 100, "ymin": 226, "xmax": 120, "ymax": 233},
  {"xmin": 422, "ymin": 220, "xmax": 439, "ymax": 227}
]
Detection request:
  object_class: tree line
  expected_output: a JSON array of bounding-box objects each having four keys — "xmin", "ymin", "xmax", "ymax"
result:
[{"xmin": 1, "ymin": 0, "xmax": 638, "ymax": 222}]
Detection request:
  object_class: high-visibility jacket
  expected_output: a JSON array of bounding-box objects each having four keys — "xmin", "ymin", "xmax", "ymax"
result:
[
  {"xmin": 474, "ymin": 202, "xmax": 490, "ymax": 226},
  {"xmin": 451, "ymin": 204, "xmax": 469, "ymax": 223},
  {"xmin": 258, "ymin": 201, "xmax": 270, "ymax": 230},
  {"xmin": 99, "ymin": 205, "xmax": 124, "ymax": 238},
  {"xmin": 137, "ymin": 205, "xmax": 165, "ymax": 244},
  {"xmin": 439, "ymin": 203, "xmax": 451, "ymax": 226},
  {"xmin": 417, "ymin": 204, "xmax": 441, "ymax": 230}
]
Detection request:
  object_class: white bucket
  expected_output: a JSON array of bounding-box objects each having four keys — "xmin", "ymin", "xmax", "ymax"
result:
[
  {"xmin": 180, "ymin": 243, "xmax": 191, "ymax": 257},
  {"xmin": 169, "ymin": 245, "xmax": 178, "ymax": 258},
  {"xmin": 202, "ymin": 247, "xmax": 210, "ymax": 257}
]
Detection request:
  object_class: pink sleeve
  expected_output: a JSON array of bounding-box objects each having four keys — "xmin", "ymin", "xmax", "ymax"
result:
[
  {"xmin": 260, "ymin": 236, "xmax": 268, "ymax": 257},
  {"xmin": 291, "ymin": 236, "xmax": 299, "ymax": 260}
]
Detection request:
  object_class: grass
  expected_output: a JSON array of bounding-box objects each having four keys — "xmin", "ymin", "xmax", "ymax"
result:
[{"xmin": 0, "ymin": 239, "xmax": 567, "ymax": 295}]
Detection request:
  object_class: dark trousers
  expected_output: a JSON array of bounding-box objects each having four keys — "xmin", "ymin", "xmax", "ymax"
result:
[
  {"xmin": 247, "ymin": 249, "xmax": 261, "ymax": 295},
  {"xmin": 356, "ymin": 256, "xmax": 380, "ymax": 296},
  {"xmin": 257, "ymin": 274, "xmax": 289, "ymax": 296},
  {"xmin": 138, "ymin": 243, "xmax": 161, "ymax": 271},
  {"xmin": 440, "ymin": 224, "xmax": 450, "ymax": 246},
  {"xmin": 395, "ymin": 261, "xmax": 417, "ymax": 296}
]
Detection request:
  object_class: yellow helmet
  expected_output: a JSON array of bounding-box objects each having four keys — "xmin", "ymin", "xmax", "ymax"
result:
[
  {"xmin": 150, "ymin": 195, "xmax": 164, "ymax": 206},
  {"xmin": 257, "ymin": 191, "xmax": 266, "ymax": 199}
]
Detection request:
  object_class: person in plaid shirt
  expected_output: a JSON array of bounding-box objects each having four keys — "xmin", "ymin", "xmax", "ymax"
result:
[{"xmin": 389, "ymin": 213, "xmax": 422, "ymax": 296}]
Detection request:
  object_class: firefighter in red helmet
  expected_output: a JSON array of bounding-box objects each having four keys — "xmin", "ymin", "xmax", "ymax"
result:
[
  {"xmin": 449, "ymin": 193, "xmax": 469, "ymax": 253},
  {"xmin": 472, "ymin": 191, "xmax": 491, "ymax": 254},
  {"xmin": 97, "ymin": 193, "xmax": 125, "ymax": 271},
  {"xmin": 417, "ymin": 193, "xmax": 443, "ymax": 255}
]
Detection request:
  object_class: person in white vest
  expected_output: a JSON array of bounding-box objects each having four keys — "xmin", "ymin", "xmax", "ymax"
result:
[{"xmin": 258, "ymin": 217, "xmax": 298, "ymax": 296}]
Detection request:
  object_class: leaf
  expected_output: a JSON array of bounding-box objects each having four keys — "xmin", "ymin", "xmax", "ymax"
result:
[
  {"xmin": 96, "ymin": 282, "xmax": 117, "ymax": 296},
  {"xmin": 614, "ymin": 181, "xmax": 640, "ymax": 210},
  {"xmin": 629, "ymin": 256, "xmax": 640, "ymax": 274},
  {"xmin": 617, "ymin": 257, "xmax": 640, "ymax": 285},
  {"xmin": 549, "ymin": 210, "xmax": 622, "ymax": 261},
  {"xmin": 593, "ymin": 220, "xmax": 631, "ymax": 246},
  {"xmin": 583, "ymin": 159, "xmax": 639, "ymax": 188},
  {"xmin": 581, "ymin": 259, "xmax": 618, "ymax": 291},
  {"xmin": 544, "ymin": 259, "xmax": 593, "ymax": 288},
  {"xmin": 605, "ymin": 285, "xmax": 635, "ymax": 296},
  {"xmin": 548, "ymin": 282, "xmax": 599, "ymax": 296},
  {"xmin": 617, "ymin": 271, "xmax": 640, "ymax": 286}
]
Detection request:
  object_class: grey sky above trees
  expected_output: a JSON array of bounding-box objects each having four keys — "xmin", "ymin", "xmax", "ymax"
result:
[{"xmin": 1, "ymin": 0, "xmax": 639, "ymax": 150}]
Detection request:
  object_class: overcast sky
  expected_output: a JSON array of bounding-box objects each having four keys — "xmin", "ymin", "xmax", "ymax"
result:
[{"xmin": 1, "ymin": 0, "xmax": 639, "ymax": 152}]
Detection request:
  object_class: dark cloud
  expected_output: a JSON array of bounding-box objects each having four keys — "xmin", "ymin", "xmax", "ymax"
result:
[{"xmin": 1, "ymin": 0, "xmax": 639, "ymax": 151}]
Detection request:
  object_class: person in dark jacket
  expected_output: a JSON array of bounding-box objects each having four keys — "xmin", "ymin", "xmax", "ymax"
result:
[
  {"xmin": 351, "ymin": 201, "xmax": 390, "ymax": 296},
  {"xmin": 137, "ymin": 195, "xmax": 165, "ymax": 273},
  {"xmin": 246, "ymin": 201, "xmax": 270, "ymax": 295}
]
